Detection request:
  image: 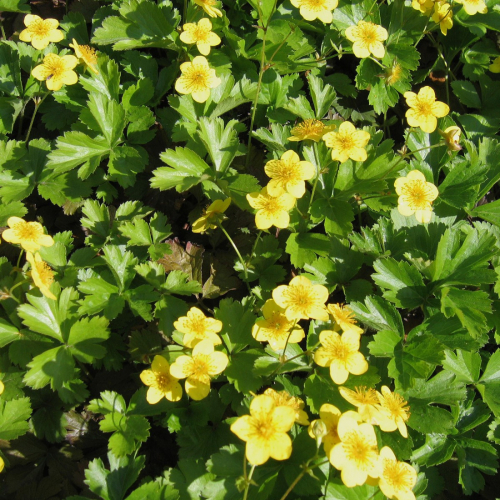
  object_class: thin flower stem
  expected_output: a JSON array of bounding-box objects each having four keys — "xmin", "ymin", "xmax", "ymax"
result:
[
  {"xmin": 0, "ymin": 21, "xmax": 6, "ymax": 40},
  {"xmin": 183, "ymin": 0, "xmax": 188, "ymax": 20},
  {"xmin": 281, "ymin": 319, "xmax": 298, "ymax": 361},
  {"xmin": 219, "ymin": 224, "xmax": 252, "ymax": 294},
  {"xmin": 246, "ymin": 230, "xmax": 262, "ymax": 267},
  {"xmin": 279, "ymin": 459, "xmax": 329, "ymax": 500},
  {"xmin": 242, "ymin": 464, "xmax": 256, "ymax": 500},
  {"xmin": 25, "ymin": 92, "xmax": 50, "ymax": 143},
  {"xmin": 16, "ymin": 249, "xmax": 24, "ymax": 270},
  {"xmin": 307, "ymin": 142, "xmax": 321, "ymax": 213},
  {"xmin": 368, "ymin": 56, "xmax": 385, "ymax": 69}
]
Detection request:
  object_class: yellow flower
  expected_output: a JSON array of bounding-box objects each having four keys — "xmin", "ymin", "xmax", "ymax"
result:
[
  {"xmin": 69, "ymin": 38, "xmax": 99, "ymax": 75},
  {"xmin": 376, "ymin": 447, "xmax": 417, "ymax": 500},
  {"xmin": 432, "ymin": 2, "xmax": 453, "ymax": 35},
  {"xmin": 272, "ymin": 275, "xmax": 329, "ymax": 321},
  {"xmin": 175, "ymin": 55, "xmax": 221, "ymax": 103},
  {"xmin": 314, "ymin": 330, "xmax": 368, "ymax": 385},
  {"xmin": 263, "ymin": 388, "xmax": 309, "ymax": 425},
  {"xmin": 345, "ymin": 21, "xmax": 388, "ymax": 59},
  {"xmin": 230, "ymin": 394, "xmax": 295, "ymax": 465},
  {"xmin": 174, "ymin": 307, "xmax": 223, "ymax": 348},
  {"xmin": 192, "ymin": 198, "xmax": 230, "ymax": 233},
  {"xmin": 290, "ymin": 0, "xmax": 338, "ymax": 23},
  {"xmin": 404, "ymin": 86, "xmax": 449, "ymax": 133},
  {"xmin": 329, "ymin": 411, "xmax": 381, "ymax": 487},
  {"xmin": 454, "ymin": 0, "xmax": 487, "ymax": 15},
  {"xmin": 0, "ymin": 380, "xmax": 4, "ymax": 395},
  {"xmin": 19, "ymin": 14, "xmax": 64, "ymax": 50},
  {"xmin": 180, "ymin": 18, "xmax": 221, "ymax": 56},
  {"xmin": 0, "ymin": 456, "xmax": 4, "ymax": 473},
  {"xmin": 2, "ymin": 217, "xmax": 54, "ymax": 252},
  {"xmin": 169, "ymin": 339, "xmax": 228, "ymax": 400},
  {"xmin": 264, "ymin": 150, "xmax": 316, "ymax": 199},
  {"xmin": 411, "ymin": 0, "xmax": 436, "ymax": 15},
  {"xmin": 394, "ymin": 170, "xmax": 439, "ymax": 224},
  {"xmin": 323, "ymin": 121, "xmax": 371, "ymax": 163},
  {"xmin": 252, "ymin": 299, "xmax": 305, "ymax": 350},
  {"xmin": 438, "ymin": 125, "xmax": 462, "ymax": 151},
  {"xmin": 327, "ymin": 303, "xmax": 363, "ymax": 334},
  {"xmin": 140, "ymin": 355, "xmax": 183, "ymax": 404},
  {"xmin": 490, "ymin": 56, "xmax": 500, "ymax": 73},
  {"xmin": 307, "ymin": 403, "xmax": 341, "ymax": 454},
  {"xmin": 194, "ymin": 0, "xmax": 223, "ymax": 17},
  {"xmin": 376, "ymin": 386, "xmax": 411, "ymax": 438},
  {"xmin": 288, "ymin": 119, "xmax": 335, "ymax": 142},
  {"xmin": 32, "ymin": 53, "xmax": 79, "ymax": 91},
  {"xmin": 246, "ymin": 187, "xmax": 296, "ymax": 230},
  {"xmin": 338, "ymin": 386, "xmax": 381, "ymax": 424},
  {"xmin": 26, "ymin": 252, "xmax": 56, "ymax": 300}
]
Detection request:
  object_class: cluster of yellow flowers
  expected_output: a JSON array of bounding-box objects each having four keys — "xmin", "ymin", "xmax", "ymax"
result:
[
  {"xmin": 141, "ymin": 307, "xmax": 228, "ymax": 402},
  {"xmin": 246, "ymin": 151, "xmax": 315, "ymax": 230},
  {"xmin": 412, "ymin": 0, "xmax": 487, "ymax": 36},
  {"xmin": 2, "ymin": 217, "xmax": 56, "ymax": 299},
  {"xmin": 19, "ymin": 15, "xmax": 98, "ymax": 91}
]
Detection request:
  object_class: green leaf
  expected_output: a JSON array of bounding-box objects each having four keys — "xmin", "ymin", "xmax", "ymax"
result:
[
  {"xmin": 412, "ymin": 434, "xmax": 457, "ymax": 467},
  {"xmin": 67, "ymin": 316, "xmax": 110, "ymax": 363},
  {"xmin": 102, "ymin": 245, "xmax": 138, "ymax": 293},
  {"xmin": 122, "ymin": 78, "xmax": 155, "ymax": 110},
  {"xmin": 372, "ymin": 258, "xmax": 427, "ymax": 309},
  {"xmin": 0, "ymin": 318, "xmax": 21, "ymax": 347},
  {"xmin": 478, "ymin": 350, "xmax": 500, "ymax": 416},
  {"xmin": 46, "ymin": 131, "xmax": 110, "ymax": 175},
  {"xmin": 310, "ymin": 198, "xmax": 354, "ymax": 237},
  {"xmin": 107, "ymin": 415, "xmax": 150, "ymax": 457},
  {"xmin": 92, "ymin": 0, "xmax": 179, "ymax": 51},
  {"xmin": 308, "ymin": 74, "xmax": 337, "ymax": 119},
  {"xmin": 108, "ymin": 146, "xmax": 147, "ymax": 188},
  {"xmin": 0, "ymin": 200, "xmax": 27, "ymax": 225},
  {"xmin": 88, "ymin": 92, "xmax": 126, "ymax": 147},
  {"xmin": 285, "ymin": 233, "xmax": 333, "ymax": 268},
  {"xmin": 451, "ymin": 80, "xmax": 482, "ymax": 108},
  {"xmin": 0, "ymin": 397, "xmax": 32, "ymax": 440},
  {"xmin": 325, "ymin": 478, "xmax": 384, "ymax": 500},
  {"xmin": 470, "ymin": 199, "xmax": 500, "ymax": 227},
  {"xmin": 0, "ymin": 97, "xmax": 23, "ymax": 135},
  {"xmin": 215, "ymin": 298, "xmax": 258, "ymax": 354},
  {"xmin": 224, "ymin": 350, "xmax": 263, "ymax": 393},
  {"xmin": 88, "ymin": 391, "xmax": 127, "ymax": 415},
  {"xmin": 405, "ymin": 370, "xmax": 467, "ymax": 405},
  {"xmin": 80, "ymin": 54, "xmax": 121, "ymax": 101},
  {"xmin": 198, "ymin": 118, "xmax": 243, "ymax": 174},
  {"xmin": 440, "ymin": 287, "xmax": 491, "ymax": 339},
  {"xmin": 350, "ymin": 295, "xmax": 404, "ymax": 334},
  {"xmin": 0, "ymin": 0, "xmax": 30, "ymax": 12},
  {"xmin": 368, "ymin": 329, "xmax": 401, "ymax": 357},
  {"xmin": 151, "ymin": 147, "xmax": 214, "ymax": 193},
  {"xmin": 442, "ymin": 350, "xmax": 482, "ymax": 383},
  {"xmin": 0, "ymin": 41, "xmax": 23, "ymax": 95},
  {"xmin": 163, "ymin": 270, "xmax": 202, "ymax": 296}
]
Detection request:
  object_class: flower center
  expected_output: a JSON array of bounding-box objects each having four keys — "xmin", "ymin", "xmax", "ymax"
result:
[
  {"xmin": 13, "ymin": 221, "xmax": 43, "ymax": 242},
  {"xmin": 401, "ymin": 180, "xmax": 434, "ymax": 210},
  {"xmin": 156, "ymin": 373, "xmax": 171, "ymax": 391},
  {"xmin": 329, "ymin": 340, "xmax": 349, "ymax": 361},
  {"xmin": 256, "ymin": 419, "xmax": 276, "ymax": 439},
  {"xmin": 287, "ymin": 286, "xmax": 314, "ymax": 309},
  {"xmin": 415, "ymin": 100, "xmax": 433, "ymax": 117},
  {"xmin": 383, "ymin": 460, "xmax": 413, "ymax": 490},
  {"xmin": 337, "ymin": 134, "xmax": 355, "ymax": 152},
  {"xmin": 360, "ymin": 25, "xmax": 378, "ymax": 44},
  {"xmin": 36, "ymin": 261, "xmax": 54, "ymax": 285},
  {"xmin": 303, "ymin": 0, "xmax": 327, "ymax": 11},
  {"xmin": 193, "ymin": 26, "xmax": 210, "ymax": 42},
  {"xmin": 80, "ymin": 45, "xmax": 97, "ymax": 64},
  {"xmin": 269, "ymin": 313, "xmax": 288, "ymax": 333},
  {"xmin": 189, "ymin": 355, "xmax": 211, "ymax": 380},
  {"xmin": 383, "ymin": 394, "xmax": 410, "ymax": 419},
  {"xmin": 29, "ymin": 19, "xmax": 51, "ymax": 37},
  {"xmin": 343, "ymin": 431, "xmax": 375, "ymax": 467},
  {"xmin": 186, "ymin": 66, "xmax": 209, "ymax": 90},
  {"xmin": 190, "ymin": 318, "xmax": 208, "ymax": 336}
]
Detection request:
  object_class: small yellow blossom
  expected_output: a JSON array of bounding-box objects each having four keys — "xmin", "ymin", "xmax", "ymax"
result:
[
  {"xmin": 412, "ymin": 0, "xmax": 436, "ymax": 15},
  {"xmin": 252, "ymin": 299, "xmax": 305, "ymax": 350},
  {"xmin": 345, "ymin": 21, "xmax": 388, "ymax": 59},
  {"xmin": 169, "ymin": 339, "xmax": 228, "ymax": 400},
  {"xmin": 273, "ymin": 275, "xmax": 329, "ymax": 322},
  {"xmin": 329, "ymin": 411, "xmax": 381, "ymax": 487},
  {"xmin": 432, "ymin": 2, "xmax": 453, "ymax": 35},
  {"xmin": 19, "ymin": 14, "xmax": 64, "ymax": 50},
  {"xmin": 194, "ymin": 0, "xmax": 223, "ymax": 18},
  {"xmin": 32, "ymin": 53, "xmax": 78, "ymax": 91},
  {"xmin": 327, "ymin": 303, "xmax": 363, "ymax": 334},
  {"xmin": 454, "ymin": 0, "xmax": 487, "ymax": 16},
  {"xmin": 69, "ymin": 39, "xmax": 99, "ymax": 75},
  {"xmin": 338, "ymin": 386, "xmax": 381, "ymax": 424},
  {"xmin": 376, "ymin": 386, "xmax": 411, "ymax": 438},
  {"xmin": 192, "ymin": 198, "xmax": 230, "ymax": 233},
  {"xmin": 323, "ymin": 121, "xmax": 371, "ymax": 163},
  {"xmin": 375, "ymin": 446, "xmax": 417, "ymax": 500},
  {"xmin": 290, "ymin": 0, "xmax": 338, "ymax": 23},
  {"xmin": 394, "ymin": 170, "xmax": 439, "ymax": 224},
  {"xmin": 230, "ymin": 394, "xmax": 295, "ymax": 465},
  {"xmin": 246, "ymin": 187, "xmax": 296, "ymax": 230},
  {"xmin": 308, "ymin": 403, "xmax": 341, "ymax": 454},
  {"xmin": 0, "ymin": 456, "xmax": 4, "ymax": 473},
  {"xmin": 263, "ymin": 388, "xmax": 309, "ymax": 425},
  {"xmin": 489, "ymin": 56, "xmax": 500, "ymax": 73},
  {"xmin": 175, "ymin": 55, "xmax": 221, "ymax": 103},
  {"xmin": 26, "ymin": 252, "xmax": 56, "ymax": 300},
  {"xmin": 2, "ymin": 217, "xmax": 54, "ymax": 253},
  {"xmin": 314, "ymin": 330, "xmax": 368, "ymax": 385},
  {"xmin": 180, "ymin": 18, "xmax": 221, "ymax": 56},
  {"xmin": 404, "ymin": 86, "xmax": 449, "ymax": 133},
  {"xmin": 288, "ymin": 119, "xmax": 335, "ymax": 142},
  {"xmin": 140, "ymin": 355, "xmax": 183, "ymax": 404},
  {"xmin": 438, "ymin": 126, "xmax": 462, "ymax": 151},
  {"xmin": 264, "ymin": 150, "xmax": 315, "ymax": 199},
  {"xmin": 174, "ymin": 306, "xmax": 223, "ymax": 348}
]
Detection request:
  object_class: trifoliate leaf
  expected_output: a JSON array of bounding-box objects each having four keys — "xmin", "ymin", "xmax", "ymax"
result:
[{"xmin": 0, "ymin": 397, "xmax": 32, "ymax": 440}]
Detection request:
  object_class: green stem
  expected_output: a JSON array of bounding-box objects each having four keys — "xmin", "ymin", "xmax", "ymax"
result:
[
  {"xmin": 279, "ymin": 459, "xmax": 329, "ymax": 500},
  {"xmin": 25, "ymin": 92, "xmax": 50, "ymax": 143},
  {"xmin": 16, "ymin": 249, "xmax": 24, "ymax": 270},
  {"xmin": 0, "ymin": 20, "xmax": 6, "ymax": 40},
  {"xmin": 219, "ymin": 224, "xmax": 252, "ymax": 294},
  {"xmin": 246, "ymin": 230, "xmax": 262, "ymax": 267},
  {"xmin": 8, "ymin": 280, "xmax": 28, "ymax": 300},
  {"xmin": 368, "ymin": 56, "xmax": 385, "ymax": 69},
  {"xmin": 281, "ymin": 319, "xmax": 298, "ymax": 362},
  {"xmin": 183, "ymin": 0, "xmax": 188, "ymax": 20},
  {"xmin": 307, "ymin": 142, "xmax": 321, "ymax": 213},
  {"xmin": 242, "ymin": 464, "xmax": 256, "ymax": 500}
]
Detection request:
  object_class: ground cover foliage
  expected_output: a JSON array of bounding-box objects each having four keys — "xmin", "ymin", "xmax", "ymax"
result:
[{"xmin": 0, "ymin": 0, "xmax": 499, "ymax": 498}]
